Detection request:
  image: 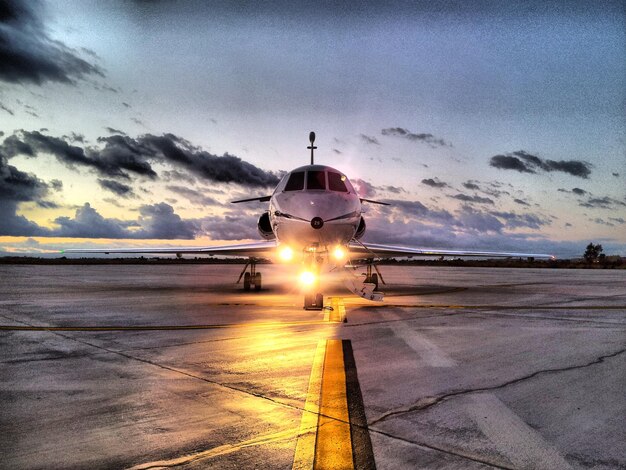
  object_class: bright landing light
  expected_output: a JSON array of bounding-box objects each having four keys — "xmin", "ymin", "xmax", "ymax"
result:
[
  {"xmin": 333, "ymin": 246, "xmax": 346, "ymax": 260},
  {"xmin": 299, "ymin": 271, "xmax": 316, "ymax": 286},
  {"xmin": 279, "ymin": 246, "xmax": 294, "ymax": 261}
]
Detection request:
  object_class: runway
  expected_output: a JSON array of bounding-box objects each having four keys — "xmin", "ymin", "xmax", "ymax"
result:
[{"xmin": 1, "ymin": 264, "xmax": 624, "ymax": 469}]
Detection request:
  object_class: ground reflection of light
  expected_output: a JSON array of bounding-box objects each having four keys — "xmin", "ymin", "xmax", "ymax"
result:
[{"xmin": 299, "ymin": 271, "xmax": 316, "ymax": 286}]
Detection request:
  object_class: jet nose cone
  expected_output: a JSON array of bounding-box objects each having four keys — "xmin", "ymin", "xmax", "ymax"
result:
[{"xmin": 310, "ymin": 217, "xmax": 324, "ymax": 230}]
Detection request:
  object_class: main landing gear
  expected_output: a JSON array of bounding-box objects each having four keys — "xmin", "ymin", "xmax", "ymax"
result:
[
  {"xmin": 364, "ymin": 262, "xmax": 384, "ymax": 290},
  {"xmin": 238, "ymin": 259, "xmax": 262, "ymax": 291}
]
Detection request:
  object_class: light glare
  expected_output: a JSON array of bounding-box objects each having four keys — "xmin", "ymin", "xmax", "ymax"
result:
[
  {"xmin": 279, "ymin": 246, "xmax": 293, "ymax": 261},
  {"xmin": 299, "ymin": 271, "xmax": 316, "ymax": 285},
  {"xmin": 333, "ymin": 246, "xmax": 345, "ymax": 260}
]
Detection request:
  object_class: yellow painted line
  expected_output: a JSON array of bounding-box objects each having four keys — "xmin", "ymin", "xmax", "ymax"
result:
[
  {"xmin": 328, "ymin": 297, "xmax": 346, "ymax": 323},
  {"xmin": 0, "ymin": 319, "xmax": 342, "ymax": 332},
  {"xmin": 315, "ymin": 339, "xmax": 353, "ymax": 469},
  {"xmin": 292, "ymin": 340, "xmax": 327, "ymax": 470}
]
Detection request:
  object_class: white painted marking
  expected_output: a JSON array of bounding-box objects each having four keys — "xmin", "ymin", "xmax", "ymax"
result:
[
  {"xmin": 387, "ymin": 313, "xmax": 457, "ymax": 368},
  {"xmin": 468, "ymin": 393, "xmax": 573, "ymax": 470}
]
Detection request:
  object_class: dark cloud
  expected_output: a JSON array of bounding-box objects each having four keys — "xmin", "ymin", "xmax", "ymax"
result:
[
  {"xmin": 0, "ymin": 102, "xmax": 14, "ymax": 115},
  {"xmin": 381, "ymin": 185, "xmax": 405, "ymax": 194},
  {"xmin": 491, "ymin": 211, "xmax": 551, "ymax": 230},
  {"xmin": 462, "ymin": 181, "xmax": 480, "ymax": 190},
  {"xmin": 360, "ymin": 134, "xmax": 380, "ymax": 145},
  {"xmin": 572, "ymin": 187, "xmax": 587, "ymax": 195},
  {"xmin": 513, "ymin": 198, "xmax": 530, "ymax": 206},
  {"xmin": 36, "ymin": 200, "xmax": 59, "ymax": 209},
  {"xmin": 612, "ymin": 172, "xmax": 619, "ymax": 177},
  {"xmin": 609, "ymin": 217, "xmax": 625, "ymax": 224},
  {"xmin": 580, "ymin": 196, "xmax": 626, "ymax": 210},
  {"xmin": 450, "ymin": 193, "xmax": 494, "ymax": 205},
  {"xmin": 138, "ymin": 133, "xmax": 280, "ymax": 187},
  {"xmin": 332, "ymin": 149, "xmax": 342, "ymax": 154},
  {"xmin": 122, "ymin": 102, "xmax": 131, "ymax": 108},
  {"xmin": 0, "ymin": 0, "xmax": 104, "ymax": 85},
  {"xmin": 490, "ymin": 151, "xmax": 592, "ymax": 178},
  {"xmin": 49, "ymin": 179, "xmax": 62, "ymax": 191},
  {"xmin": 105, "ymin": 127, "xmax": 127, "ymax": 136},
  {"xmin": 162, "ymin": 169, "xmax": 196, "ymax": 185},
  {"xmin": 98, "ymin": 178, "xmax": 134, "ymax": 197},
  {"xmin": 51, "ymin": 202, "xmax": 199, "ymax": 239},
  {"xmin": 199, "ymin": 213, "xmax": 259, "ymax": 241},
  {"xmin": 166, "ymin": 185, "xmax": 221, "ymax": 206},
  {"xmin": 381, "ymin": 127, "xmax": 451, "ymax": 148},
  {"xmin": 455, "ymin": 206, "xmax": 504, "ymax": 233},
  {"xmin": 0, "ymin": 153, "xmax": 49, "ymax": 236},
  {"xmin": 3, "ymin": 131, "xmax": 281, "ymax": 187},
  {"xmin": 0, "ymin": 154, "xmax": 48, "ymax": 202},
  {"xmin": 421, "ymin": 178, "xmax": 448, "ymax": 188},
  {"xmin": 490, "ymin": 155, "xmax": 535, "ymax": 173}
]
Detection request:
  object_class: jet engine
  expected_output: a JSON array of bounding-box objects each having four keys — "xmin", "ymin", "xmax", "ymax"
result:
[
  {"xmin": 355, "ymin": 216, "xmax": 366, "ymax": 239},
  {"xmin": 257, "ymin": 212, "xmax": 275, "ymax": 240}
]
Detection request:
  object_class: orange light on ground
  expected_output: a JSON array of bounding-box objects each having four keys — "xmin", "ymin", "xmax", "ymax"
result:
[
  {"xmin": 279, "ymin": 246, "xmax": 294, "ymax": 261},
  {"xmin": 332, "ymin": 246, "xmax": 345, "ymax": 261},
  {"xmin": 299, "ymin": 271, "xmax": 316, "ymax": 286}
]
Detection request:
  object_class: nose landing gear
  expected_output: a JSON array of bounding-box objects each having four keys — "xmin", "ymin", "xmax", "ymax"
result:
[{"xmin": 304, "ymin": 292, "xmax": 324, "ymax": 310}]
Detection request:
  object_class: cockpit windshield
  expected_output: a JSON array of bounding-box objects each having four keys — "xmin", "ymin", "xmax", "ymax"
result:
[
  {"xmin": 328, "ymin": 171, "xmax": 348, "ymax": 192},
  {"xmin": 307, "ymin": 171, "xmax": 326, "ymax": 190},
  {"xmin": 284, "ymin": 171, "xmax": 305, "ymax": 191}
]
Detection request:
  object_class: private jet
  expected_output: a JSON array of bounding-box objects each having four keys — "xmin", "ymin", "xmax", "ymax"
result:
[{"xmin": 64, "ymin": 132, "xmax": 554, "ymax": 309}]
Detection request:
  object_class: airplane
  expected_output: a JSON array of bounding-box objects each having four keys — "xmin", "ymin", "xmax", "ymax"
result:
[{"xmin": 63, "ymin": 132, "xmax": 555, "ymax": 309}]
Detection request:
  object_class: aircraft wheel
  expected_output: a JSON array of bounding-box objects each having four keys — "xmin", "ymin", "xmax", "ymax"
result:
[
  {"xmin": 303, "ymin": 293, "xmax": 313, "ymax": 309},
  {"xmin": 254, "ymin": 272, "xmax": 262, "ymax": 291},
  {"xmin": 370, "ymin": 273, "xmax": 379, "ymax": 290},
  {"xmin": 243, "ymin": 272, "xmax": 251, "ymax": 291},
  {"xmin": 315, "ymin": 293, "xmax": 323, "ymax": 308}
]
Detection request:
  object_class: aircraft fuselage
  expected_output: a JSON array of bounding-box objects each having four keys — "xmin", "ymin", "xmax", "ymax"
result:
[{"xmin": 268, "ymin": 164, "xmax": 362, "ymax": 255}]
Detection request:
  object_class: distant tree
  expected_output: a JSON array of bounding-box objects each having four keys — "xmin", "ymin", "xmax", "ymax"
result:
[{"xmin": 583, "ymin": 243, "xmax": 603, "ymax": 263}]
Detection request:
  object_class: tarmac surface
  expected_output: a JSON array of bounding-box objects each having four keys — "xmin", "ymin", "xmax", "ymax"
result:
[{"xmin": 0, "ymin": 264, "xmax": 625, "ymax": 469}]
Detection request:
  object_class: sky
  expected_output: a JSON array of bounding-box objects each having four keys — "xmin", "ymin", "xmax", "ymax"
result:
[{"xmin": 0, "ymin": 0, "xmax": 625, "ymax": 258}]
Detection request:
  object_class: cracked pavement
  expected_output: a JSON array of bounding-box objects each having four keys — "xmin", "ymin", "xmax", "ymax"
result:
[{"xmin": 1, "ymin": 264, "xmax": 625, "ymax": 469}]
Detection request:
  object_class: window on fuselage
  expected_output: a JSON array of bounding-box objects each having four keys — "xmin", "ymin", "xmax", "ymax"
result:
[
  {"xmin": 306, "ymin": 171, "xmax": 326, "ymax": 190},
  {"xmin": 284, "ymin": 171, "xmax": 305, "ymax": 191},
  {"xmin": 328, "ymin": 171, "xmax": 348, "ymax": 192}
]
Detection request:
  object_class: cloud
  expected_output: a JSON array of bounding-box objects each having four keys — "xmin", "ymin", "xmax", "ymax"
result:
[
  {"xmin": 49, "ymin": 179, "xmax": 63, "ymax": 191},
  {"xmin": 381, "ymin": 127, "xmax": 451, "ymax": 148},
  {"xmin": 580, "ymin": 196, "xmax": 626, "ymax": 210},
  {"xmin": 490, "ymin": 151, "xmax": 592, "ymax": 178},
  {"xmin": 450, "ymin": 193, "xmax": 494, "ymax": 204},
  {"xmin": 612, "ymin": 172, "xmax": 619, "ymax": 177},
  {"xmin": 98, "ymin": 178, "xmax": 134, "ymax": 197},
  {"xmin": 490, "ymin": 211, "xmax": 551, "ymax": 230},
  {"xmin": 105, "ymin": 127, "xmax": 127, "ymax": 136},
  {"xmin": 352, "ymin": 178, "xmax": 377, "ymax": 197},
  {"xmin": 455, "ymin": 206, "xmax": 503, "ymax": 233},
  {"xmin": 0, "ymin": 102, "xmax": 15, "ymax": 115},
  {"xmin": 513, "ymin": 198, "xmax": 530, "ymax": 206},
  {"xmin": 137, "ymin": 133, "xmax": 281, "ymax": 187},
  {"xmin": 572, "ymin": 187, "xmax": 587, "ymax": 195},
  {"xmin": 462, "ymin": 181, "xmax": 480, "ymax": 190},
  {"xmin": 51, "ymin": 202, "xmax": 199, "ymax": 239},
  {"xmin": 421, "ymin": 178, "xmax": 448, "ymax": 188},
  {"xmin": 360, "ymin": 134, "xmax": 380, "ymax": 145},
  {"xmin": 166, "ymin": 185, "xmax": 221, "ymax": 206},
  {"xmin": 332, "ymin": 149, "xmax": 342, "ymax": 154},
  {"xmin": 0, "ymin": 0, "xmax": 104, "ymax": 85},
  {"xmin": 2, "ymin": 131, "xmax": 280, "ymax": 187}
]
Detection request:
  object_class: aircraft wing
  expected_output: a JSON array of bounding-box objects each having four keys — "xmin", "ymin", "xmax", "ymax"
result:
[
  {"xmin": 62, "ymin": 241, "xmax": 277, "ymax": 258},
  {"xmin": 348, "ymin": 242, "xmax": 555, "ymax": 260}
]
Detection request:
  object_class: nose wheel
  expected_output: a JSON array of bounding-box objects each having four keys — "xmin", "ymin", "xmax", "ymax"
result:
[
  {"xmin": 238, "ymin": 260, "xmax": 262, "ymax": 291},
  {"xmin": 304, "ymin": 292, "xmax": 324, "ymax": 310}
]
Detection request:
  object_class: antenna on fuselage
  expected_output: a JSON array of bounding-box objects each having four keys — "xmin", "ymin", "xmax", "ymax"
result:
[{"xmin": 307, "ymin": 131, "xmax": 317, "ymax": 165}]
